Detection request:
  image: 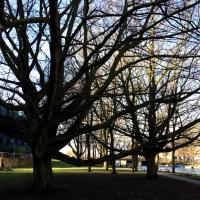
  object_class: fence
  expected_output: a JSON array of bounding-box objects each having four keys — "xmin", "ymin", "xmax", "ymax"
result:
[{"xmin": 0, "ymin": 152, "xmax": 32, "ymax": 169}]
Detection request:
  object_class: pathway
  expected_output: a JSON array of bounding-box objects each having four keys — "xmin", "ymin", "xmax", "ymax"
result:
[{"xmin": 161, "ymin": 173, "xmax": 200, "ymax": 186}]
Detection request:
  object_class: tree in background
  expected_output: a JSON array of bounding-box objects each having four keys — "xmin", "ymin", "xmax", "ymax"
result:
[
  {"xmin": 116, "ymin": 26, "xmax": 200, "ymax": 178},
  {"xmin": 68, "ymin": 135, "xmax": 85, "ymax": 160}
]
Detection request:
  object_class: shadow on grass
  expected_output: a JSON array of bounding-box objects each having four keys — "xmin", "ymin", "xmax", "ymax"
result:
[{"xmin": 1, "ymin": 172, "xmax": 200, "ymax": 200}]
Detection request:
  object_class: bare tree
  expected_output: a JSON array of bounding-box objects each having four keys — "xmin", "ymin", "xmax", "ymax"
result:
[
  {"xmin": 117, "ymin": 37, "xmax": 200, "ymax": 178},
  {"xmin": 68, "ymin": 135, "xmax": 85, "ymax": 159},
  {"xmin": 0, "ymin": 0, "xmax": 200, "ymax": 192}
]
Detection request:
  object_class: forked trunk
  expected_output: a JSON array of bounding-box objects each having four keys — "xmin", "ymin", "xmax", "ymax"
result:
[
  {"xmin": 145, "ymin": 154, "xmax": 158, "ymax": 179},
  {"xmin": 32, "ymin": 153, "xmax": 53, "ymax": 193}
]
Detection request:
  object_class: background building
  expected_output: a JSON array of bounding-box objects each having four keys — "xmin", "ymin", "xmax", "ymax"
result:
[{"xmin": 0, "ymin": 133, "xmax": 30, "ymax": 154}]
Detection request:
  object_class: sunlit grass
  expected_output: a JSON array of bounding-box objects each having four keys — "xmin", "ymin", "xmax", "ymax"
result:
[
  {"xmin": 0, "ymin": 160, "xmax": 144, "ymax": 183},
  {"xmin": 0, "ymin": 166, "xmax": 141, "ymax": 181},
  {"xmin": 2, "ymin": 160, "xmax": 200, "ymax": 184},
  {"xmin": 52, "ymin": 167, "xmax": 134, "ymax": 174}
]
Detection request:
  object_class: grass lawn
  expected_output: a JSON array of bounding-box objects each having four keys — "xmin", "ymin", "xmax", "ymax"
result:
[
  {"xmin": 1, "ymin": 171, "xmax": 200, "ymax": 200},
  {"xmin": 2, "ymin": 159, "xmax": 200, "ymax": 180},
  {"xmin": 1, "ymin": 161, "xmax": 200, "ymax": 200},
  {"xmin": 0, "ymin": 160, "xmax": 135, "ymax": 182}
]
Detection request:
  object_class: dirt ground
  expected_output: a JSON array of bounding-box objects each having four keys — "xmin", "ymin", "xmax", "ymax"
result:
[{"xmin": 1, "ymin": 173, "xmax": 200, "ymax": 200}]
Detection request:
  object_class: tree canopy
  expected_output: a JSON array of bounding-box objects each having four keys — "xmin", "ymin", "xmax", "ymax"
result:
[{"xmin": 0, "ymin": 0, "xmax": 200, "ymax": 192}]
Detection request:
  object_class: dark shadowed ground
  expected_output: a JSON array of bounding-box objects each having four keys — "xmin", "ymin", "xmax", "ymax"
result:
[{"xmin": 1, "ymin": 173, "xmax": 200, "ymax": 200}]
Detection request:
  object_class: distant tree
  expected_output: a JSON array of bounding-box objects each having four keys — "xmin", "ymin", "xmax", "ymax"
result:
[
  {"xmin": 117, "ymin": 33, "xmax": 200, "ymax": 178},
  {"xmin": 68, "ymin": 135, "xmax": 85, "ymax": 159}
]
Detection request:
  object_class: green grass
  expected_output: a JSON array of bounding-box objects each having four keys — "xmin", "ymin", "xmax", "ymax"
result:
[
  {"xmin": 52, "ymin": 167, "xmax": 135, "ymax": 174},
  {"xmin": 0, "ymin": 167, "xmax": 143, "ymax": 183},
  {"xmin": 11, "ymin": 159, "xmax": 75, "ymax": 169},
  {"xmin": 51, "ymin": 160, "xmax": 75, "ymax": 168},
  {"xmin": 0, "ymin": 160, "xmax": 145, "ymax": 183},
  {"xmin": 0, "ymin": 169, "xmax": 32, "ymax": 182},
  {"xmin": 1, "ymin": 161, "xmax": 200, "ymax": 186}
]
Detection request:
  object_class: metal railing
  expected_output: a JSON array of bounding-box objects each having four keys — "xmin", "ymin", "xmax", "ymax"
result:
[{"xmin": 0, "ymin": 152, "xmax": 32, "ymax": 158}]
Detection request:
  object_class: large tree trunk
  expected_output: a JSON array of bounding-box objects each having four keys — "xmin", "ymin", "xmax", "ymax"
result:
[
  {"xmin": 145, "ymin": 154, "xmax": 158, "ymax": 179},
  {"xmin": 132, "ymin": 154, "xmax": 138, "ymax": 173},
  {"xmin": 32, "ymin": 152, "xmax": 53, "ymax": 193},
  {"xmin": 131, "ymin": 137, "xmax": 138, "ymax": 173},
  {"xmin": 171, "ymin": 150, "xmax": 176, "ymax": 173},
  {"xmin": 111, "ymin": 155, "xmax": 116, "ymax": 175}
]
